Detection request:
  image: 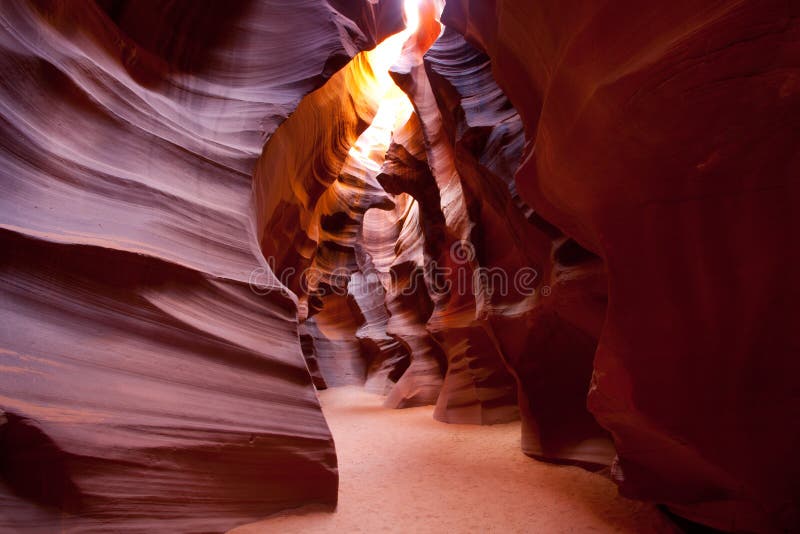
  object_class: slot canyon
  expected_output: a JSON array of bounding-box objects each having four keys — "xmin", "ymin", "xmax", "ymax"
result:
[{"xmin": 0, "ymin": 0, "xmax": 798, "ymax": 532}]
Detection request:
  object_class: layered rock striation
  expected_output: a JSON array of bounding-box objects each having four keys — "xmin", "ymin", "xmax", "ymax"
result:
[
  {"xmin": 2, "ymin": 0, "xmax": 797, "ymax": 532},
  {"xmin": 0, "ymin": 0, "xmax": 401, "ymax": 531},
  {"xmin": 423, "ymin": 26, "xmax": 613, "ymax": 465}
]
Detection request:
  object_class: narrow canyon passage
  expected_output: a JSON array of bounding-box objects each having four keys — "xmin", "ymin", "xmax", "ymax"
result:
[
  {"xmin": 0, "ymin": 0, "xmax": 797, "ymax": 532},
  {"xmin": 232, "ymin": 387, "xmax": 677, "ymax": 534}
]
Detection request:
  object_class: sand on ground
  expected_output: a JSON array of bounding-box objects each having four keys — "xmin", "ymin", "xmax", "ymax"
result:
[{"xmin": 230, "ymin": 386, "xmax": 678, "ymax": 534}]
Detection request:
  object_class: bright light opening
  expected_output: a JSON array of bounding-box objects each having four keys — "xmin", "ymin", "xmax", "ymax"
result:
[
  {"xmin": 343, "ymin": 0, "xmax": 442, "ymax": 185},
  {"xmin": 404, "ymin": 0, "xmax": 420, "ymax": 33}
]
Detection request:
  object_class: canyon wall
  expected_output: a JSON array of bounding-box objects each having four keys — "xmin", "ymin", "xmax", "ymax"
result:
[
  {"xmin": 0, "ymin": 0, "xmax": 401, "ymax": 531},
  {"xmin": 2, "ymin": 0, "xmax": 797, "ymax": 532},
  {"xmin": 444, "ymin": 1, "xmax": 800, "ymax": 531},
  {"xmin": 422, "ymin": 26, "xmax": 613, "ymax": 465}
]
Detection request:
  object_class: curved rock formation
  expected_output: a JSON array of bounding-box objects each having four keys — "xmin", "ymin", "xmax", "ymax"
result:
[
  {"xmin": 444, "ymin": 1, "xmax": 800, "ymax": 531},
  {"xmin": 253, "ymin": 2, "xmax": 453, "ymax": 407},
  {"xmin": 0, "ymin": 0, "xmax": 401, "ymax": 530},
  {"xmin": 389, "ymin": 21, "xmax": 520, "ymax": 425},
  {"xmin": 423, "ymin": 26, "xmax": 613, "ymax": 466},
  {"xmin": 0, "ymin": 232, "xmax": 335, "ymax": 532},
  {"xmin": 2, "ymin": 0, "xmax": 797, "ymax": 532},
  {"xmin": 362, "ymin": 195, "xmax": 447, "ymax": 408}
]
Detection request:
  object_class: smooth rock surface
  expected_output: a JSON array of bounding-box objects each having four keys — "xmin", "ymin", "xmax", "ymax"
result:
[{"xmin": 444, "ymin": 1, "xmax": 800, "ymax": 530}]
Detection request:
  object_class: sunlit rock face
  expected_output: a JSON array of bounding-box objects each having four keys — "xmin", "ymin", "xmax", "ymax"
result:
[
  {"xmin": 253, "ymin": 2, "xmax": 449, "ymax": 406},
  {"xmin": 444, "ymin": 0, "xmax": 800, "ymax": 531},
  {"xmin": 0, "ymin": 0, "xmax": 401, "ymax": 531}
]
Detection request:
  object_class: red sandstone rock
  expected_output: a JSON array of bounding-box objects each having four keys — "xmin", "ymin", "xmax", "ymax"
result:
[
  {"xmin": 0, "ymin": 0, "xmax": 401, "ymax": 530},
  {"xmin": 0, "ymin": 233, "xmax": 336, "ymax": 532},
  {"xmin": 304, "ymin": 293, "xmax": 369, "ymax": 387},
  {"xmin": 445, "ymin": 1, "xmax": 800, "ymax": 530},
  {"xmin": 389, "ymin": 23, "xmax": 520, "ymax": 425},
  {"xmin": 370, "ymin": 139, "xmax": 447, "ymax": 408},
  {"xmin": 423, "ymin": 27, "xmax": 614, "ymax": 466},
  {"xmin": 3, "ymin": 0, "xmax": 796, "ymax": 531},
  {"xmin": 253, "ymin": 2, "xmax": 452, "ymax": 406}
]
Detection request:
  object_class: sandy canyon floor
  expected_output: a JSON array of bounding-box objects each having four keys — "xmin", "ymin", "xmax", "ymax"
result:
[{"xmin": 231, "ymin": 387, "xmax": 678, "ymax": 533}]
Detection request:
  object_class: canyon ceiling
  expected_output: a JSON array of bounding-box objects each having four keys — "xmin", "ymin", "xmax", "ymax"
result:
[{"xmin": 0, "ymin": 0, "xmax": 798, "ymax": 533}]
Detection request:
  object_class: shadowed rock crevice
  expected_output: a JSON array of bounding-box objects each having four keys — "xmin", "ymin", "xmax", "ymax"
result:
[{"xmin": 0, "ymin": 411, "xmax": 82, "ymax": 512}]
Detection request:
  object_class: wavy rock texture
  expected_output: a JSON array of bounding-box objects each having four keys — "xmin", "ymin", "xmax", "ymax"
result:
[
  {"xmin": 444, "ymin": 0, "xmax": 800, "ymax": 531},
  {"xmin": 0, "ymin": 232, "xmax": 335, "ymax": 532},
  {"xmin": 253, "ymin": 6, "xmax": 452, "ymax": 406},
  {"xmin": 303, "ymin": 293, "xmax": 367, "ymax": 387},
  {"xmin": 389, "ymin": 25, "xmax": 520, "ymax": 425},
  {"xmin": 3, "ymin": 0, "xmax": 795, "ymax": 532},
  {"xmin": 423, "ymin": 27, "xmax": 614, "ymax": 466},
  {"xmin": 254, "ymin": 50, "xmax": 381, "ymax": 302},
  {"xmin": 0, "ymin": 0, "xmax": 401, "ymax": 531},
  {"xmin": 253, "ymin": 34, "xmax": 414, "ymax": 390},
  {"xmin": 368, "ymin": 175, "xmax": 446, "ymax": 409},
  {"xmin": 301, "ymin": 93, "xmax": 411, "ymax": 392}
]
